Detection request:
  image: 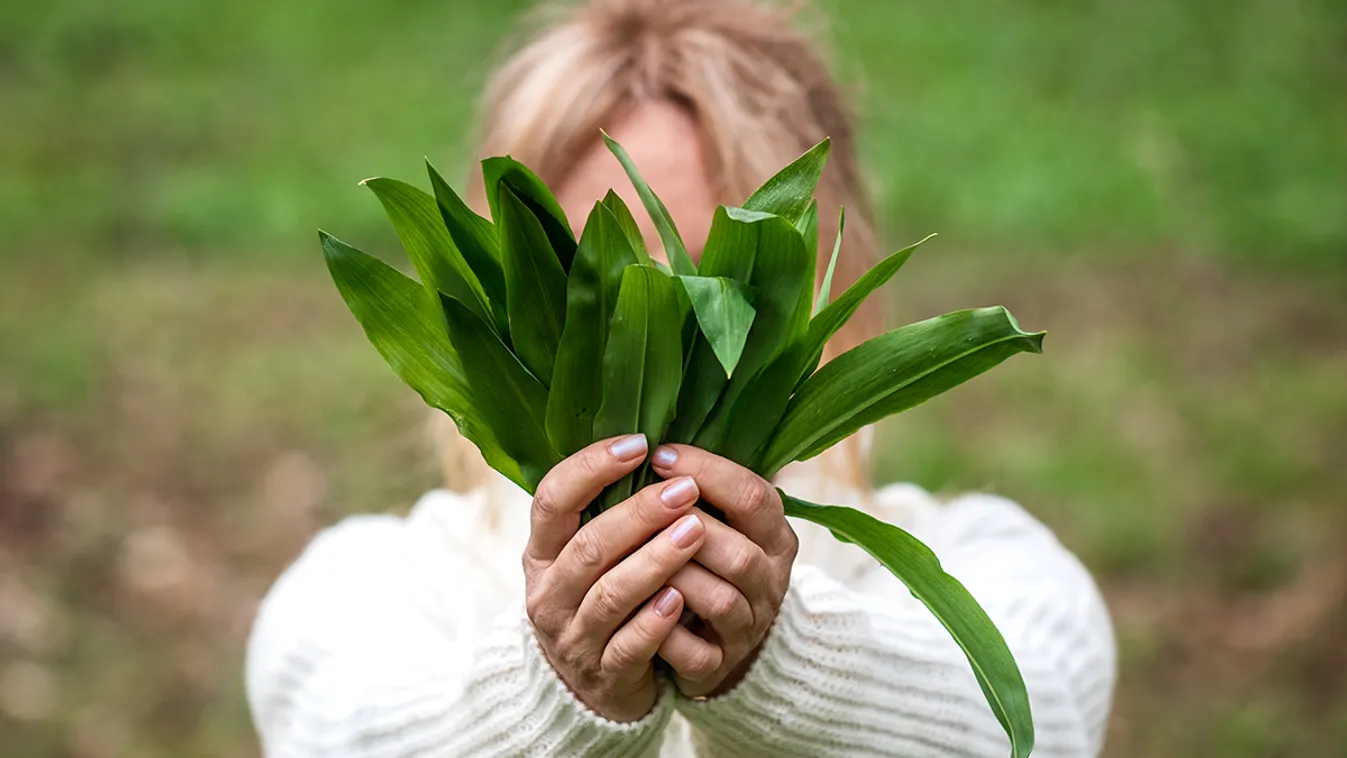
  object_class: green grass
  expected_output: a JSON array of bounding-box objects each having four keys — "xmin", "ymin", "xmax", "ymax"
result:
[{"xmin": 2, "ymin": 1, "xmax": 1345, "ymax": 756}]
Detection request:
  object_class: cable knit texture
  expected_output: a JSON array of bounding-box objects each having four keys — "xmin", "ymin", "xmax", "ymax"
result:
[{"xmin": 247, "ymin": 449, "xmax": 1115, "ymax": 757}]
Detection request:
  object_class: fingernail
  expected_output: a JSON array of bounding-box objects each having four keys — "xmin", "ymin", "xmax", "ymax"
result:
[
  {"xmin": 660, "ymin": 476, "xmax": 698, "ymax": 508},
  {"xmin": 669, "ymin": 513, "xmax": 704, "ymax": 549},
  {"xmin": 653, "ymin": 587, "xmax": 681, "ymax": 618},
  {"xmin": 608, "ymin": 434, "xmax": 648, "ymax": 462},
  {"xmin": 651, "ymin": 445, "xmax": 678, "ymax": 469}
]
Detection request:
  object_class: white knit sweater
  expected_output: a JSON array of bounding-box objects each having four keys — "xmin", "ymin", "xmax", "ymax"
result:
[{"xmin": 246, "ymin": 449, "xmax": 1115, "ymax": 757}]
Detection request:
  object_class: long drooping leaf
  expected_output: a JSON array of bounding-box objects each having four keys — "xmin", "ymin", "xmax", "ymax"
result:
[
  {"xmin": 426, "ymin": 160, "xmax": 509, "ymax": 338},
  {"xmin": 693, "ymin": 208, "xmax": 813, "ymax": 458},
  {"xmin": 362, "ymin": 177, "xmax": 496, "ymax": 332},
  {"xmin": 797, "ymin": 233, "xmax": 936, "ymax": 385},
  {"xmin": 592, "ymin": 266, "xmax": 685, "ymax": 511},
  {"xmin": 678, "ymin": 276, "xmax": 756, "ymax": 377},
  {"xmin": 319, "ymin": 231, "xmax": 524, "ymax": 489},
  {"xmin": 779, "ymin": 492, "xmax": 1035, "ymax": 758},
  {"xmin": 742, "ymin": 138, "xmax": 830, "ymax": 225},
  {"xmin": 601, "ymin": 190, "xmax": 650, "ymax": 263},
  {"xmin": 440, "ymin": 294, "xmax": 559, "ymax": 492},
  {"xmin": 761, "ymin": 307, "xmax": 1045, "ymax": 477},
  {"xmin": 482, "ymin": 156, "xmax": 577, "ymax": 270},
  {"xmin": 499, "ymin": 185, "xmax": 568, "ymax": 385},
  {"xmin": 547, "ymin": 203, "xmax": 641, "ymax": 456},
  {"xmin": 602, "ymin": 132, "xmax": 698, "ymax": 277},
  {"xmin": 814, "ymin": 206, "xmax": 844, "ymax": 316}
]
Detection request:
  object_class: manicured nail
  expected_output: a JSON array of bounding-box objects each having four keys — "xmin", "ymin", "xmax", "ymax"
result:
[
  {"xmin": 608, "ymin": 434, "xmax": 648, "ymax": 462},
  {"xmin": 660, "ymin": 476, "xmax": 698, "ymax": 508},
  {"xmin": 651, "ymin": 445, "xmax": 678, "ymax": 469},
  {"xmin": 653, "ymin": 587, "xmax": 682, "ymax": 618},
  {"xmin": 669, "ymin": 513, "xmax": 704, "ymax": 549}
]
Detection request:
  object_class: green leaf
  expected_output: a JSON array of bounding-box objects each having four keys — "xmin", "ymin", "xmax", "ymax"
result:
[
  {"xmin": 698, "ymin": 209, "xmax": 814, "ymax": 379},
  {"xmin": 665, "ymin": 206, "xmax": 774, "ymax": 444},
  {"xmin": 426, "ymin": 160, "xmax": 509, "ymax": 338},
  {"xmin": 678, "ymin": 276, "xmax": 756, "ymax": 377},
  {"xmin": 697, "ymin": 206, "xmax": 774, "ymax": 281},
  {"xmin": 742, "ymin": 138, "xmax": 830, "ymax": 225},
  {"xmin": 813, "ymin": 206, "xmax": 843, "ymax": 316},
  {"xmin": 319, "ymin": 231, "xmax": 524, "ymax": 489},
  {"xmin": 499, "ymin": 184, "xmax": 568, "ymax": 386},
  {"xmin": 666, "ymin": 336, "xmax": 724, "ymax": 444},
  {"xmin": 693, "ymin": 208, "xmax": 814, "ymax": 459},
  {"xmin": 797, "ymin": 198, "xmax": 820, "ymax": 267},
  {"xmin": 779, "ymin": 492, "xmax": 1035, "ymax": 758},
  {"xmin": 547, "ymin": 203, "xmax": 641, "ymax": 456},
  {"xmin": 362, "ymin": 177, "xmax": 497, "ymax": 334},
  {"xmin": 592, "ymin": 266, "xmax": 685, "ymax": 510},
  {"xmin": 482, "ymin": 156, "xmax": 577, "ymax": 270},
  {"xmin": 602, "ymin": 132, "xmax": 698, "ymax": 277},
  {"xmin": 797, "ymin": 233, "xmax": 935, "ymax": 385},
  {"xmin": 601, "ymin": 190, "xmax": 650, "ymax": 262},
  {"xmin": 761, "ymin": 307, "xmax": 1045, "ymax": 477},
  {"xmin": 441, "ymin": 293, "xmax": 560, "ymax": 492}
]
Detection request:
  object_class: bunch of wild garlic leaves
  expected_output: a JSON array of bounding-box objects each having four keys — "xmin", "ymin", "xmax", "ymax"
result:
[{"xmin": 321, "ymin": 136, "xmax": 1041, "ymax": 756}]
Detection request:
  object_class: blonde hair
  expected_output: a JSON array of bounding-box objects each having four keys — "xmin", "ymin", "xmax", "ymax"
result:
[{"xmin": 439, "ymin": 0, "xmax": 878, "ymax": 491}]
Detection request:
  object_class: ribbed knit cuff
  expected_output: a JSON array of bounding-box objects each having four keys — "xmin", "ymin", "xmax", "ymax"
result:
[
  {"xmin": 672, "ymin": 574, "xmax": 817, "ymax": 748},
  {"xmin": 518, "ymin": 614, "xmax": 673, "ymax": 757}
]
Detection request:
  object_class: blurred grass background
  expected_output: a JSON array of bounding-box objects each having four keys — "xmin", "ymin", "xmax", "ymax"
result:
[{"xmin": 1, "ymin": 0, "xmax": 1344, "ymax": 755}]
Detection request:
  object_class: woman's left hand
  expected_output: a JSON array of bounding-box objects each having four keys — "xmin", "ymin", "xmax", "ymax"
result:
[{"xmin": 648, "ymin": 444, "xmax": 799, "ymax": 698}]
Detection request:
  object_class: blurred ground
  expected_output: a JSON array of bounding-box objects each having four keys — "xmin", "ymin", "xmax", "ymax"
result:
[{"xmin": 2, "ymin": 1, "xmax": 1345, "ymax": 756}]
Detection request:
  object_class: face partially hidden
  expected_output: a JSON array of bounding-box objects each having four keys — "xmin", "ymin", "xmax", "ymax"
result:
[{"xmin": 554, "ymin": 100, "xmax": 719, "ymax": 264}]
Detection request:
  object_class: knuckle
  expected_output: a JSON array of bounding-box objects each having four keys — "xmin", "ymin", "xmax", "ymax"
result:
[
  {"xmin": 683, "ymin": 645, "xmax": 721, "ymax": 680},
  {"xmin": 708, "ymin": 583, "xmax": 742, "ymax": 623},
  {"xmin": 531, "ymin": 486, "xmax": 560, "ymax": 521},
  {"xmin": 525, "ymin": 579, "xmax": 549, "ymax": 622},
  {"xmin": 525, "ymin": 589, "xmax": 544, "ymax": 623},
  {"xmin": 605, "ymin": 634, "xmax": 641, "ymax": 671},
  {"xmin": 574, "ymin": 448, "xmax": 604, "ymax": 479},
  {"xmin": 590, "ymin": 579, "xmax": 627, "ymax": 622},
  {"xmin": 782, "ymin": 524, "xmax": 800, "ymax": 558},
  {"xmin": 735, "ymin": 477, "xmax": 772, "ymax": 514},
  {"xmin": 525, "ymin": 587, "xmax": 563, "ymax": 637},
  {"xmin": 569, "ymin": 530, "xmax": 605, "ymax": 573},
  {"xmin": 727, "ymin": 543, "xmax": 760, "ymax": 581}
]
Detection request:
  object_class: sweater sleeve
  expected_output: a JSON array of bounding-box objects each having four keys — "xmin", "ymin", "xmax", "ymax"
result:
[
  {"xmin": 245, "ymin": 513, "xmax": 672, "ymax": 758},
  {"xmin": 675, "ymin": 490, "xmax": 1116, "ymax": 758}
]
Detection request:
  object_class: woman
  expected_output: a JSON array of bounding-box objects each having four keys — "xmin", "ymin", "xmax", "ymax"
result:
[{"xmin": 247, "ymin": 1, "xmax": 1116, "ymax": 756}]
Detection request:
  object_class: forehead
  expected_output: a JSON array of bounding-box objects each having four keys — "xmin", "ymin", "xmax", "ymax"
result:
[{"xmin": 553, "ymin": 101, "xmax": 719, "ymax": 260}]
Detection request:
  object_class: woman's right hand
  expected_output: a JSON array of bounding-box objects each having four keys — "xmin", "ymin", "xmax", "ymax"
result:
[{"xmin": 523, "ymin": 434, "xmax": 707, "ymax": 723}]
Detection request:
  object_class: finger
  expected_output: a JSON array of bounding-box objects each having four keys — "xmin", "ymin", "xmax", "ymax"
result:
[
  {"xmin": 575, "ymin": 511, "xmax": 706, "ymax": 638},
  {"xmin": 548, "ymin": 476, "xmax": 701, "ymax": 609},
  {"xmin": 600, "ymin": 587, "xmax": 685, "ymax": 681},
  {"xmin": 526, "ymin": 434, "xmax": 649, "ymax": 569},
  {"xmin": 666, "ymin": 561, "xmax": 753, "ymax": 641},
  {"xmin": 659, "ymin": 624, "xmax": 724, "ymax": 696},
  {"xmin": 650, "ymin": 444, "xmax": 794, "ymax": 556},
  {"xmin": 691, "ymin": 509, "xmax": 772, "ymax": 590}
]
